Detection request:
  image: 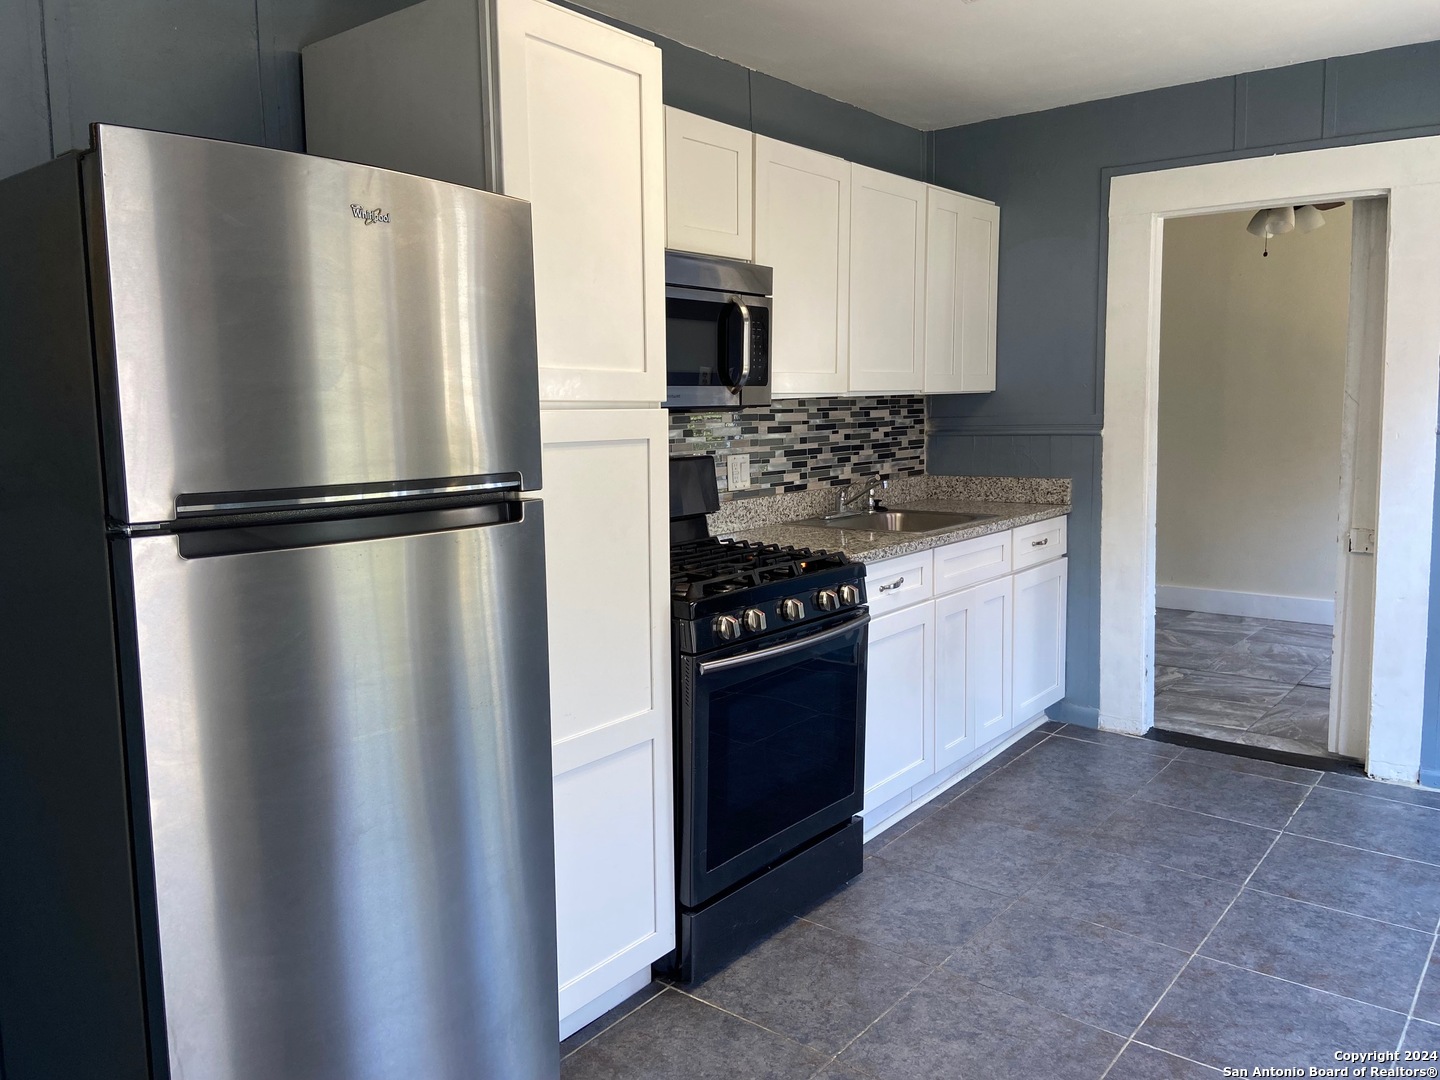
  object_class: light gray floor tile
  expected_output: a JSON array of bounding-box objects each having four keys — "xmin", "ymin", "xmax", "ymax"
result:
[
  {"xmin": 1249, "ymin": 833, "xmax": 1440, "ymax": 931},
  {"xmin": 1174, "ymin": 746, "xmax": 1321, "ymax": 785},
  {"xmin": 1287, "ymin": 787, "xmax": 1440, "ymax": 865},
  {"xmin": 943, "ymin": 900, "xmax": 1190, "ymax": 1035},
  {"xmin": 803, "ymin": 857, "xmax": 1011, "ymax": 963},
  {"xmin": 1153, "ymin": 689, "xmax": 1269, "ymax": 732},
  {"xmin": 1207, "ymin": 639, "xmax": 1327, "ymax": 685},
  {"xmin": 1019, "ymin": 845, "xmax": 1240, "ymax": 951},
  {"xmin": 837, "ymin": 970, "xmax": 1125, "ymax": 1080},
  {"xmin": 1416, "ymin": 952, "xmax": 1440, "ymax": 1026},
  {"xmin": 1138, "ymin": 957, "xmax": 1407, "ymax": 1069},
  {"xmin": 1088, "ymin": 801, "xmax": 1278, "ymax": 882},
  {"xmin": 1235, "ymin": 729, "xmax": 1336, "ymax": 757},
  {"xmin": 688, "ymin": 919, "xmax": 932, "ymax": 1055},
  {"xmin": 1155, "ymin": 628, "xmax": 1250, "ymax": 671},
  {"xmin": 560, "ymin": 990, "xmax": 827, "ymax": 1080},
  {"xmin": 1405, "ymin": 1019, "xmax": 1440, "ymax": 1052},
  {"xmin": 1156, "ymin": 665, "xmax": 1190, "ymax": 692},
  {"xmin": 1163, "ymin": 670, "xmax": 1293, "ymax": 707},
  {"xmin": 1254, "ymin": 621, "xmax": 1332, "ymax": 646},
  {"xmin": 1318, "ymin": 770, "xmax": 1440, "ymax": 811},
  {"xmin": 1182, "ymin": 611, "xmax": 1269, "ymax": 634},
  {"xmin": 1300, "ymin": 657, "xmax": 1332, "ymax": 689},
  {"xmin": 876, "ymin": 809, "xmax": 1067, "ymax": 894},
  {"xmin": 1248, "ymin": 686, "xmax": 1329, "ymax": 748},
  {"xmin": 1135, "ymin": 760, "xmax": 1309, "ymax": 829},
  {"xmin": 1157, "ymin": 607, "xmax": 1198, "ymax": 629},
  {"xmin": 1200, "ymin": 889, "xmax": 1433, "ymax": 1012},
  {"xmin": 1107, "ymin": 1043, "xmax": 1222, "ymax": 1078}
]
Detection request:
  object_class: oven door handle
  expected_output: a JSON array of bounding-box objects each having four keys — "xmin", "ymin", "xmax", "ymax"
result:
[{"xmin": 698, "ymin": 613, "xmax": 870, "ymax": 676}]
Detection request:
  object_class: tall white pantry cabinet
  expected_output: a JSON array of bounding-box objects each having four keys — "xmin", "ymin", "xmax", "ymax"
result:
[{"xmin": 303, "ymin": 0, "xmax": 673, "ymax": 1038}]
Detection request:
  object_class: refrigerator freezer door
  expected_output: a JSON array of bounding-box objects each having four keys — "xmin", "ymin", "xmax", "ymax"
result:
[
  {"xmin": 123, "ymin": 503, "xmax": 558, "ymax": 1080},
  {"xmin": 88, "ymin": 125, "xmax": 542, "ymax": 524}
]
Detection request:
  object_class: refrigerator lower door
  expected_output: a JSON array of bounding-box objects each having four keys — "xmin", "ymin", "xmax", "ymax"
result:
[{"xmin": 122, "ymin": 502, "xmax": 558, "ymax": 1080}]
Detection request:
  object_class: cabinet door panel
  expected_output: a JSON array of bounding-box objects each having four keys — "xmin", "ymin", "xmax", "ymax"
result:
[
  {"xmin": 1013, "ymin": 557, "xmax": 1068, "ymax": 723},
  {"xmin": 934, "ymin": 577, "xmax": 1012, "ymax": 767},
  {"xmin": 540, "ymin": 408, "xmax": 673, "ymax": 1022},
  {"xmin": 925, "ymin": 187, "xmax": 999, "ymax": 394},
  {"xmin": 863, "ymin": 604, "xmax": 935, "ymax": 813},
  {"xmin": 849, "ymin": 165, "xmax": 926, "ymax": 394},
  {"xmin": 755, "ymin": 136, "xmax": 850, "ymax": 397},
  {"xmin": 666, "ymin": 107, "xmax": 753, "ymax": 260},
  {"xmin": 498, "ymin": 0, "xmax": 665, "ymax": 403}
]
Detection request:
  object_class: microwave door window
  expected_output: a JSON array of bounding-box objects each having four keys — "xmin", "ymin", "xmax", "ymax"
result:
[{"xmin": 667, "ymin": 298, "xmax": 728, "ymax": 388}]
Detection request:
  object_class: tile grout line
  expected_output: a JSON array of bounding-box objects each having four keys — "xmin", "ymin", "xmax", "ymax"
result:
[
  {"xmin": 1097, "ymin": 765, "xmax": 1318, "ymax": 1079},
  {"xmin": 559, "ymin": 986, "xmax": 666, "ymax": 1060},
  {"xmin": 1241, "ymin": 884, "xmax": 1440, "ymax": 936},
  {"xmin": 1396, "ymin": 911, "xmax": 1440, "ymax": 1052}
]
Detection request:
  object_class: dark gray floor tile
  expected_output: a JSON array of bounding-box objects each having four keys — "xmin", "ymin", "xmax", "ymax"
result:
[
  {"xmin": 875, "ymin": 810, "xmax": 1067, "ymax": 894},
  {"xmin": 1208, "ymin": 639, "xmax": 1327, "ymax": 685},
  {"xmin": 688, "ymin": 919, "xmax": 931, "ymax": 1055},
  {"xmin": 1248, "ymin": 686, "xmax": 1329, "ymax": 747},
  {"xmin": 1155, "ymin": 628, "xmax": 1248, "ymax": 671},
  {"xmin": 1249, "ymin": 833, "xmax": 1440, "ymax": 931},
  {"xmin": 1001, "ymin": 732, "xmax": 1173, "ymax": 792},
  {"xmin": 1106, "ymin": 1043, "xmax": 1222, "ymax": 1078},
  {"xmin": 837, "ymin": 970, "xmax": 1124, "ymax": 1080},
  {"xmin": 1021, "ymin": 845, "xmax": 1240, "ymax": 951},
  {"xmin": 1050, "ymin": 725, "xmax": 1182, "ymax": 759},
  {"xmin": 1181, "ymin": 611, "xmax": 1269, "ymax": 634},
  {"xmin": 560, "ymin": 989, "xmax": 827, "ymax": 1080},
  {"xmin": 1038, "ymin": 719, "xmax": 1066, "ymax": 733},
  {"xmin": 560, "ymin": 981, "xmax": 666, "ymax": 1057},
  {"xmin": 804, "ymin": 857, "xmax": 1011, "ymax": 963},
  {"xmin": 949, "ymin": 766, "xmax": 1131, "ymax": 840},
  {"xmin": 863, "ymin": 800, "xmax": 943, "ymax": 856},
  {"xmin": 1135, "ymin": 760, "xmax": 1308, "ymax": 829},
  {"xmin": 809, "ymin": 1061, "xmax": 872, "ymax": 1080},
  {"xmin": 1138, "ymin": 957, "xmax": 1407, "ymax": 1069},
  {"xmin": 1287, "ymin": 787, "xmax": 1440, "ymax": 865},
  {"xmin": 1406, "ymin": 1019, "xmax": 1440, "ymax": 1052},
  {"xmin": 943, "ymin": 900, "xmax": 1190, "ymax": 1035},
  {"xmin": 1088, "ymin": 800, "xmax": 1278, "ymax": 882},
  {"xmin": 1318, "ymin": 770, "xmax": 1440, "ymax": 811},
  {"xmin": 1174, "ymin": 746, "xmax": 1320, "ymax": 785},
  {"xmin": 1200, "ymin": 889, "xmax": 1432, "ymax": 1012},
  {"xmin": 1416, "ymin": 952, "xmax": 1440, "ymax": 1026},
  {"xmin": 1153, "ymin": 688, "xmax": 1269, "ymax": 732}
]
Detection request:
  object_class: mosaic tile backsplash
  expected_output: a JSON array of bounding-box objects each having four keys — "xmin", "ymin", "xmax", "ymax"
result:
[{"xmin": 668, "ymin": 396, "xmax": 926, "ymax": 502}]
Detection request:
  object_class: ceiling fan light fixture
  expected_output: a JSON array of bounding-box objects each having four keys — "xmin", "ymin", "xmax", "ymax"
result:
[
  {"xmin": 1266, "ymin": 205, "xmax": 1295, "ymax": 236},
  {"xmin": 1246, "ymin": 208, "xmax": 1273, "ymax": 237},
  {"xmin": 1294, "ymin": 204, "xmax": 1327, "ymax": 233}
]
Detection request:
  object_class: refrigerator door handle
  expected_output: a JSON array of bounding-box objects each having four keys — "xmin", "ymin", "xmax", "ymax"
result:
[{"xmin": 176, "ymin": 498, "xmax": 529, "ymax": 559}]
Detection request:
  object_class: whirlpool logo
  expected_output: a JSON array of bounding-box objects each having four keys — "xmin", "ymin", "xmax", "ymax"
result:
[{"xmin": 350, "ymin": 204, "xmax": 390, "ymax": 226}]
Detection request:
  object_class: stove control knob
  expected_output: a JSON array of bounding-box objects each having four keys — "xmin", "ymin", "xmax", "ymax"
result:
[
  {"xmin": 713, "ymin": 614, "xmax": 742, "ymax": 641},
  {"xmin": 839, "ymin": 584, "xmax": 862, "ymax": 607},
  {"xmin": 743, "ymin": 608, "xmax": 768, "ymax": 633},
  {"xmin": 816, "ymin": 589, "xmax": 840, "ymax": 612},
  {"xmin": 779, "ymin": 598, "xmax": 805, "ymax": 622}
]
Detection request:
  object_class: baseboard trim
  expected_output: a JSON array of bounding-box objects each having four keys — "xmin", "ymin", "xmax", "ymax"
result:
[
  {"xmin": 559, "ymin": 966, "xmax": 652, "ymax": 1041},
  {"xmin": 1156, "ymin": 585, "xmax": 1334, "ymax": 626},
  {"xmin": 1046, "ymin": 699, "xmax": 1099, "ymax": 729}
]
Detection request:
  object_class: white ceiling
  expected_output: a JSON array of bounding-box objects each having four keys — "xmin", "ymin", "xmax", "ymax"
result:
[{"xmin": 581, "ymin": 0, "xmax": 1440, "ymax": 130}]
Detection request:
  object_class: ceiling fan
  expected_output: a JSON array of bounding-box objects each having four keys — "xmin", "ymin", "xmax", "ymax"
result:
[{"xmin": 1245, "ymin": 201, "xmax": 1346, "ymax": 256}]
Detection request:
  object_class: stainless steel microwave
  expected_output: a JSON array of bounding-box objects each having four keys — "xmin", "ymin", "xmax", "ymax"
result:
[{"xmin": 664, "ymin": 251, "xmax": 772, "ymax": 410}]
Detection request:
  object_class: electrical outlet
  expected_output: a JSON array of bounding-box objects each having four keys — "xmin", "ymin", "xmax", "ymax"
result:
[{"xmin": 728, "ymin": 453, "xmax": 750, "ymax": 491}]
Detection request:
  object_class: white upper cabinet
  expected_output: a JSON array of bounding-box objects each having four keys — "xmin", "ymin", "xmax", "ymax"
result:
[
  {"xmin": 924, "ymin": 186, "xmax": 999, "ymax": 394},
  {"xmin": 665, "ymin": 108, "xmax": 753, "ymax": 260},
  {"xmin": 848, "ymin": 165, "xmax": 926, "ymax": 395},
  {"xmin": 496, "ymin": 0, "xmax": 666, "ymax": 404},
  {"xmin": 754, "ymin": 136, "xmax": 851, "ymax": 398}
]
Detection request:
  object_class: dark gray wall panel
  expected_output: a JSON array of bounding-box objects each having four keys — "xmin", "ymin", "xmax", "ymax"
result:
[
  {"xmin": 1238, "ymin": 62, "xmax": 1325, "ymax": 148},
  {"xmin": 652, "ymin": 37, "xmax": 751, "ymax": 129},
  {"xmin": 43, "ymin": 0, "xmax": 266, "ymax": 154},
  {"xmin": 1327, "ymin": 41, "xmax": 1440, "ymax": 137},
  {"xmin": 749, "ymin": 71, "xmax": 925, "ymax": 179},
  {"xmin": 0, "ymin": 0, "xmax": 50, "ymax": 178}
]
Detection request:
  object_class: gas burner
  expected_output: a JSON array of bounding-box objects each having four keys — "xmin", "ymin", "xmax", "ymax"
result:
[{"xmin": 670, "ymin": 537, "xmax": 850, "ymax": 602}]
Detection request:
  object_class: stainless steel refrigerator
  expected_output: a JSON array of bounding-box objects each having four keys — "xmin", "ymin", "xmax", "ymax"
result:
[{"xmin": 0, "ymin": 126, "xmax": 560, "ymax": 1080}]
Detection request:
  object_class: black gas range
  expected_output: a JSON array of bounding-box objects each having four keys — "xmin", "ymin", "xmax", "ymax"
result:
[{"xmin": 661, "ymin": 456, "xmax": 868, "ymax": 984}]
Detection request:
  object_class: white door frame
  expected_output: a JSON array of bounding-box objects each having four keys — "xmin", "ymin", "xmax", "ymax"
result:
[{"xmin": 1099, "ymin": 138, "xmax": 1440, "ymax": 783}]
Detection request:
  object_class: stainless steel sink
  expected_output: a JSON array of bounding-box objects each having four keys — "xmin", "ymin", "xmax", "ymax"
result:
[{"xmin": 795, "ymin": 509, "xmax": 998, "ymax": 534}]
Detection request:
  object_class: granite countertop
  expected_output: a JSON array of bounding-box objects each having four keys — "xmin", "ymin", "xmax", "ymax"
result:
[{"xmin": 711, "ymin": 476, "xmax": 1071, "ymax": 565}]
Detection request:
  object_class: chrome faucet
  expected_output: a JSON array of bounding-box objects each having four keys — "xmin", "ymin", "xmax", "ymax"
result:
[{"xmin": 833, "ymin": 476, "xmax": 888, "ymax": 517}]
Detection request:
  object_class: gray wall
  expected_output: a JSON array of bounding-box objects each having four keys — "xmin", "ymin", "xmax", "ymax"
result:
[
  {"xmin": 927, "ymin": 41, "xmax": 1440, "ymax": 740},
  {"xmin": 1, "ymin": 0, "xmax": 925, "ymax": 183}
]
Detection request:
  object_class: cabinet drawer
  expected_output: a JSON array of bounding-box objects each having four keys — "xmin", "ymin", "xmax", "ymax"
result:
[
  {"xmin": 863, "ymin": 551, "xmax": 933, "ymax": 616},
  {"xmin": 1012, "ymin": 517, "xmax": 1067, "ymax": 571},
  {"xmin": 933, "ymin": 530, "xmax": 1012, "ymax": 595}
]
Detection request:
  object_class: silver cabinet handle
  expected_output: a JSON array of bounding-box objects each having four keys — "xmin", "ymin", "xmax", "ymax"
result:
[
  {"xmin": 730, "ymin": 294, "xmax": 752, "ymax": 390},
  {"xmin": 698, "ymin": 614, "xmax": 869, "ymax": 675},
  {"xmin": 1031, "ymin": 538, "xmax": 1049, "ymax": 547},
  {"xmin": 877, "ymin": 577, "xmax": 906, "ymax": 593}
]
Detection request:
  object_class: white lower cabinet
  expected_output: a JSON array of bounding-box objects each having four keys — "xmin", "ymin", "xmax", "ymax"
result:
[
  {"xmin": 861, "ymin": 518, "xmax": 1067, "ymax": 827},
  {"xmin": 934, "ymin": 576, "xmax": 1012, "ymax": 768},
  {"xmin": 863, "ymin": 603, "xmax": 936, "ymax": 813},
  {"xmin": 1013, "ymin": 557, "xmax": 1069, "ymax": 721},
  {"xmin": 539, "ymin": 408, "xmax": 674, "ymax": 1032}
]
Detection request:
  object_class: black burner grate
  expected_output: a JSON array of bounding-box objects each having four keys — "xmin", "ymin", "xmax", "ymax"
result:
[{"xmin": 670, "ymin": 537, "xmax": 850, "ymax": 602}]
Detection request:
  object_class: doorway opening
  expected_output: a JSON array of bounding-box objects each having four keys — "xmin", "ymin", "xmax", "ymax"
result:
[{"xmin": 1150, "ymin": 200, "xmax": 1382, "ymax": 763}]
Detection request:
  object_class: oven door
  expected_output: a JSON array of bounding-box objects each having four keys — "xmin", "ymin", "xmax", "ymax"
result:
[
  {"xmin": 678, "ymin": 610, "xmax": 868, "ymax": 908},
  {"xmin": 664, "ymin": 285, "xmax": 771, "ymax": 411}
]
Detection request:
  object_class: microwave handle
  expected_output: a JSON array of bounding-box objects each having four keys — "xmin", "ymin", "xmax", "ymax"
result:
[{"xmin": 729, "ymin": 294, "xmax": 752, "ymax": 390}]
